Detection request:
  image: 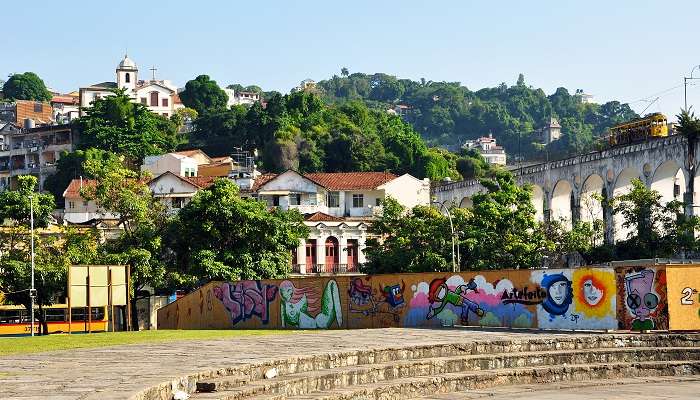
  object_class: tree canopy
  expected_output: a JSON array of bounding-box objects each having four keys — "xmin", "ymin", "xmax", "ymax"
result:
[
  {"xmin": 2, "ymin": 72, "xmax": 52, "ymax": 102},
  {"xmin": 76, "ymin": 89, "xmax": 180, "ymax": 165},
  {"xmin": 179, "ymin": 75, "xmax": 229, "ymax": 115}
]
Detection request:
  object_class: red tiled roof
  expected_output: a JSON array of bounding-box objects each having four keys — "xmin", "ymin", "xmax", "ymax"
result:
[
  {"xmin": 51, "ymin": 95, "xmax": 78, "ymax": 105},
  {"xmin": 251, "ymin": 173, "xmax": 278, "ymax": 192},
  {"xmin": 63, "ymin": 179, "xmax": 98, "ymax": 198},
  {"xmin": 172, "ymin": 93, "xmax": 182, "ymax": 104},
  {"xmin": 184, "ymin": 176, "xmax": 218, "ymax": 188},
  {"xmin": 304, "ymin": 172, "xmax": 397, "ymax": 190},
  {"xmin": 304, "ymin": 212, "xmax": 344, "ymax": 222}
]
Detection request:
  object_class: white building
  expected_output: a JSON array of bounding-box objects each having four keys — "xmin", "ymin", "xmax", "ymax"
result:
[
  {"xmin": 539, "ymin": 117, "xmax": 562, "ymax": 144},
  {"xmin": 79, "ymin": 55, "xmax": 183, "ymax": 117},
  {"xmin": 62, "ymin": 179, "xmax": 119, "ymax": 224},
  {"xmin": 142, "ymin": 153, "xmax": 199, "ymax": 178},
  {"xmin": 223, "ymin": 88, "xmax": 260, "ymax": 107},
  {"xmin": 254, "ymin": 170, "xmax": 430, "ymax": 274},
  {"xmin": 148, "ymin": 171, "xmax": 216, "ymax": 213},
  {"xmin": 462, "ymin": 133, "xmax": 507, "ymax": 165}
]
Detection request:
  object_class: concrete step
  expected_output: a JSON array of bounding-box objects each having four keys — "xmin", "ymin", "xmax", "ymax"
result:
[
  {"xmin": 286, "ymin": 360, "xmax": 700, "ymax": 400},
  {"xmin": 192, "ymin": 347, "xmax": 700, "ymax": 399}
]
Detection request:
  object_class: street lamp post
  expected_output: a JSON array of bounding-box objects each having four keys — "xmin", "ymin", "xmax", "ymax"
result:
[
  {"xmin": 29, "ymin": 195, "xmax": 35, "ymax": 337},
  {"xmin": 684, "ymin": 65, "xmax": 700, "ymax": 111},
  {"xmin": 431, "ymin": 200, "xmax": 458, "ymax": 272}
]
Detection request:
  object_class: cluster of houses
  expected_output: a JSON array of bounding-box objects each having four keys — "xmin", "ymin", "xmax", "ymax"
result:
[{"xmin": 63, "ymin": 148, "xmax": 431, "ymax": 275}]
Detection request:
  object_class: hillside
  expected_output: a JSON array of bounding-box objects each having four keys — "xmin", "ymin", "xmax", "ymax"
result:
[{"xmin": 315, "ymin": 72, "xmax": 639, "ymax": 161}]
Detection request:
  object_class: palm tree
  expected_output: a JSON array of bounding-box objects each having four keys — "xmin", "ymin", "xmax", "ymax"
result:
[
  {"xmin": 677, "ymin": 110, "xmax": 700, "ymax": 216},
  {"xmin": 341, "ymin": 67, "xmax": 349, "ymax": 78}
]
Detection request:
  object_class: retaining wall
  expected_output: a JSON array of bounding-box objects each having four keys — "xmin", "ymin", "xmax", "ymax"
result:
[{"xmin": 157, "ymin": 265, "xmax": 700, "ymax": 331}]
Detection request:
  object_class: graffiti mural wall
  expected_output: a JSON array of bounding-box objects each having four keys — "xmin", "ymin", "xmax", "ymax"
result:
[
  {"xmin": 666, "ymin": 266, "xmax": 700, "ymax": 331},
  {"xmin": 616, "ymin": 266, "xmax": 668, "ymax": 330},
  {"xmin": 157, "ymin": 265, "xmax": 697, "ymax": 331}
]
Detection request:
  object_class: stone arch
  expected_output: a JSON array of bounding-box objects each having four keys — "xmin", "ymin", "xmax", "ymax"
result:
[
  {"xmin": 580, "ymin": 174, "xmax": 605, "ymax": 226},
  {"xmin": 459, "ymin": 196, "xmax": 473, "ymax": 209},
  {"xmin": 650, "ymin": 160, "xmax": 686, "ymax": 205},
  {"xmin": 551, "ymin": 179, "xmax": 573, "ymax": 229},
  {"xmin": 613, "ymin": 167, "xmax": 641, "ymax": 241},
  {"xmin": 531, "ymin": 184, "xmax": 544, "ymax": 222}
]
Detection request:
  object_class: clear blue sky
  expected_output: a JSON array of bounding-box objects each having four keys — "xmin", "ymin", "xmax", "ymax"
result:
[{"xmin": 3, "ymin": 1, "xmax": 700, "ymax": 120}]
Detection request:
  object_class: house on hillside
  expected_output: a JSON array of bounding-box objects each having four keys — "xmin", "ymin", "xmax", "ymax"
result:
[
  {"xmin": 254, "ymin": 170, "xmax": 430, "ymax": 274},
  {"xmin": 462, "ymin": 133, "xmax": 507, "ymax": 165},
  {"xmin": 148, "ymin": 171, "xmax": 217, "ymax": 213}
]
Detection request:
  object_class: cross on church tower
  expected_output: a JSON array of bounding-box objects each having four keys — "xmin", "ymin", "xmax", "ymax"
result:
[{"xmin": 150, "ymin": 66, "xmax": 157, "ymax": 81}]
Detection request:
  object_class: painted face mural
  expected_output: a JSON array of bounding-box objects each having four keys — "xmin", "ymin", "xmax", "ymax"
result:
[
  {"xmin": 426, "ymin": 278, "xmax": 484, "ymax": 325},
  {"xmin": 540, "ymin": 273, "xmax": 573, "ymax": 316},
  {"xmin": 583, "ymin": 279, "xmax": 603, "ymax": 306},
  {"xmin": 625, "ymin": 269, "xmax": 659, "ymax": 330},
  {"xmin": 279, "ymin": 280, "xmax": 343, "ymax": 329}
]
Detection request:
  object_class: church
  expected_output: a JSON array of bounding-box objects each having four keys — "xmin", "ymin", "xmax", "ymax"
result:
[{"xmin": 78, "ymin": 55, "xmax": 183, "ymax": 117}]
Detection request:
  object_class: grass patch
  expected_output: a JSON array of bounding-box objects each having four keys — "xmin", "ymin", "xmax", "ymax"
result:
[{"xmin": 0, "ymin": 329, "xmax": 295, "ymax": 356}]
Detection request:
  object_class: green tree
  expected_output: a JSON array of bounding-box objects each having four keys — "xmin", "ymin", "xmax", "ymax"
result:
[
  {"xmin": 2, "ymin": 72, "xmax": 52, "ymax": 102},
  {"xmin": 678, "ymin": 110, "xmax": 700, "ymax": 215},
  {"xmin": 0, "ymin": 176, "xmax": 61, "ymax": 334},
  {"xmin": 76, "ymin": 89, "xmax": 180, "ymax": 165},
  {"xmin": 179, "ymin": 75, "xmax": 229, "ymax": 115},
  {"xmin": 163, "ymin": 179, "xmax": 309, "ymax": 287},
  {"xmin": 43, "ymin": 148, "xmax": 123, "ymax": 207},
  {"xmin": 363, "ymin": 198, "xmax": 457, "ymax": 274},
  {"xmin": 341, "ymin": 67, "xmax": 349, "ymax": 77},
  {"xmin": 80, "ymin": 162, "xmax": 168, "ymax": 329}
]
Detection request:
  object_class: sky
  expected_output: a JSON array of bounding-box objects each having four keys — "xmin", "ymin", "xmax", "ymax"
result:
[{"xmin": 3, "ymin": 1, "xmax": 700, "ymax": 121}]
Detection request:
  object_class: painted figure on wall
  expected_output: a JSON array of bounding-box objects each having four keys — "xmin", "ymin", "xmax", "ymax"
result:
[
  {"xmin": 280, "ymin": 280, "xmax": 343, "ymax": 329},
  {"xmin": 540, "ymin": 273, "xmax": 573, "ymax": 316},
  {"xmin": 348, "ymin": 277, "xmax": 405, "ymax": 323},
  {"xmin": 625, "ymin": 269, "xmax": 659, "ymax": 330},
  {"xmin": 426, "ymin": 278, "xmax": 484, "ymax": 324},
  {"xmin": 214, "ymin": 281, "xmax": 279, "ymax": 326},
  {"xmin": 571, "ymin": 269, "xmax": 616, "ymax": 329}
]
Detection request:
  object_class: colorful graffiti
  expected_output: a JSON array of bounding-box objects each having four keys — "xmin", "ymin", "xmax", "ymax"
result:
[
  {"xmin": 213, "ymin": 281, "xmax": 279, "ymax": 325},
  {"xmin": 348, "ymin": 277, "xmax": 405, "ymax": 323},
  {"xmin": 157, "ymin": 265, "xmax": 687, "ymax": 331},
  {"xmin": 279, "ymin": 279, "xmax": 343, "ymax": 329}
]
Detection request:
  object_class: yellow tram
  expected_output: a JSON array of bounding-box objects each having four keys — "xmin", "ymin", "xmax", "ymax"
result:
[
  {"xmin": 0, "ymin": 304, "xmax": 108, "ymax": 335},
  {"xmin": 608, "ymin": 113, "xmax": 669, "ymax": 146}
]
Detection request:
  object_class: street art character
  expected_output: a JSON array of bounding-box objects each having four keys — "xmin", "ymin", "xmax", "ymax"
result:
[
  {"xmin": 382, "ymin": 283, "xmax": 405, "ymax": 308},
  {"xmin": 280, "ymin": 280, "xmax": 343, "ymax": 329},
  {"xmin": 583, "ymin": 279, "xmax": 603, "ymax": 306},
  {"xmin": 348, "ymin": 278, "xmax": 405, "ymax": 322},
  {"xmin": 214, "ymin": 281, "xmax": 278, "ymax": 325},
  {"xmin": 625, "ymin": 269, "xmax": 659, "ymax": 330},
  {"xmin": 426, "ymin": 278, "xmax": 484, "ymax": 324},
  {"xmin": 540, "ymin": 273, "xmax": 573, "ymax": 316}
]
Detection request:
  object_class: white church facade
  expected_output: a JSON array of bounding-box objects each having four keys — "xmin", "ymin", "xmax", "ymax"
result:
[{"xmin": 79, "ymin": 55, "xmax": 183, "ymax": 117}]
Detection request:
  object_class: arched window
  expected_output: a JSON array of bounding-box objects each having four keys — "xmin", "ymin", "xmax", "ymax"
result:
[{"xmin": 125, "ymin": 73, "xmax": 130, "ymax": 83}]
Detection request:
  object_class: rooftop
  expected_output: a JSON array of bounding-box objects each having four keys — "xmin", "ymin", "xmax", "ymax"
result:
[{"xmin": 304, "ymin": 171, "xmax": 397, "ymax": 190}]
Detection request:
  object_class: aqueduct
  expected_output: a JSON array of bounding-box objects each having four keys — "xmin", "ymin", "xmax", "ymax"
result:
[{"xmin": 432, "ymin": 134, "xmax": 696, "ymax": 243}]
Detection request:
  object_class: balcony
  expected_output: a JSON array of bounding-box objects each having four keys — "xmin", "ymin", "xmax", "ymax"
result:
[{"xmin": 292, "ymin": 263, "xmax": 362, "ymax": 275}]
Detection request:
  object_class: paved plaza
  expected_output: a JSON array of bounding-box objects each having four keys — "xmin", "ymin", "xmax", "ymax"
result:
[{"xmin": 0, "ymin": 328, "xmax": 698, "ymax": 400}]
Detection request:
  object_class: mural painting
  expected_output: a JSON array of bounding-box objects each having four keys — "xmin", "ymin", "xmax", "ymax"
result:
[
  {"xmin": 571, "ymin": 268, "xmax": 616, "ymax": 329},
  {"xmin": 617, "ymin": 267, "xmax": 668, "ymax": 330},
  {"xmin": 406, "ymin": 273, "xmax": 534, "ymax": 328},
  {"xmin": 666, "ymin": 265, "xmax": 700, "ymax": 330},
  {"xmin": 279, "ymin": 279, "xmax": 343, "ymax": 329},
  {"xmin": 348, "ymin": 277, "xmax": 406, "ymax": 327},
  {"xmin": 213, "ymin": 281, "xmax": 279, "ymax": 325}
]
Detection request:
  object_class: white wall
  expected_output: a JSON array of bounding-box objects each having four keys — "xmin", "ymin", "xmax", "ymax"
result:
[
  {"xmin": 142, "ymin": 154, "xmax": 198, "ymax": 177},
  {"xmin": 134, "ymin": 84, "xmax": 176, "ymax": 117},
  {"xmin": 381, "ymin": 174, "xmax": 430, "ymax": 210}
]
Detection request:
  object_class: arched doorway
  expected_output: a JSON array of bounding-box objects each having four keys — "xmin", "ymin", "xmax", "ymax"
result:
[
  {"xmin": 531, "ymin": 184, "xmax": 545, "ymax": 223},
  {"xmin": 325, "ymin": 236, "xmax": 339, "ymax": 272},
  {"xmin": 551, "ymin": 180, "xmax": 573, "ymax": 230},
  {"xmin": 580, "ymin": 174, "xmax": 604, "ymax": 224},
  {"xmin": 613, "ymin": 168, "xmax": 641, "ymax": 241}
]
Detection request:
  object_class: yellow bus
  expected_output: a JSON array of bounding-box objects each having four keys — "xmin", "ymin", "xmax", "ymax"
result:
[
  {"xmin": 0, "ymin": 304, "xmax": 108, "ymax": 336},
  {"xmin": 608, "ymin": 113, "xmax": 669, "ymax": 146}
]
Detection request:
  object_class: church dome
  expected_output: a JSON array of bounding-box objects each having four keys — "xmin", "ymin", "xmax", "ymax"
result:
[{"xmin": 117, "ymin": 54, "xmax": 137, "ymax": 70}]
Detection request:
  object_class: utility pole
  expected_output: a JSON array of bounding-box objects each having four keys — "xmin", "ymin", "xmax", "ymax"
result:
[
  {"xmin": 684, "ymin": 65, "xmax": 700, "ymax": 111},
  {"xmin": 432, "ymin": 200, "xmax": 458, "ymax": 272},
  {"xmin": 29, "ymin": 195, "xmax": 35, "ymax": 337}
]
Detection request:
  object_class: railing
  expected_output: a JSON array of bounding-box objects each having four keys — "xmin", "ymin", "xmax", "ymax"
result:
[{"xmin": 292, "ymin": 263, "xmax": 362, "ymax": 274}]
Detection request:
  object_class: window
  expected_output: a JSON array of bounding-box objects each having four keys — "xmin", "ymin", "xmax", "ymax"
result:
[
  {"xmin": 273, "ymin": 195, "xmax": 280, "ymax": 207},
  {"xmin": 375, "ymin": 198, "xmax": 381, "ymax": 207},
  {"xmin": 83, "ymin": 201, "xmax": 89, "ymax": 207},
  {"xmin": 140, "ymin": 97, "xmax": 147, "ymax": 105},
  {"xmin": 125, "ymin": 73, "xmax": 130, "ymax": 83},
  {"xmin": 68, "ymin": 201, "xmax": 75, "ymax": 209},
  {"xmin": 352, "ymin": 194, "xmax": 364, "ymax": 208},
  {"xmin": 34, "ymin": 103, "xmax": 43, "ymax": 113},
  {"xmin": 327, "ymin": 191, "xmax": 340, "ymax": 208},
  {"xmin": 162, "ymin": 113, "xmax": 169, "ymax": 117},
  {"xmin": 171, "ymin": 198, "xmax": 184, "ymax": 209},
  {"xmin": 162, "ymin": 98, "xmax": 169, "ymax": 107},
  {"xmin": 150, "ymin": 92, "xmax": 158, "ymax": 106},
  {"xmin": 290, "ymin": 193, "xmax": 301, "ymax": 206}
]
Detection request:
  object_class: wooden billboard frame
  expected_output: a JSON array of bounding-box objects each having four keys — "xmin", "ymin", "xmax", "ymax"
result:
[{"xmin": 67, "ymin": 265, "xmax": 130, "ymax": 334}]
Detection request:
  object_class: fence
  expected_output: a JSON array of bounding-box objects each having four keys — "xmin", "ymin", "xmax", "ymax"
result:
[{"xmin": 157, "ymin": 264, "xmax": 700, "ymax": 331}]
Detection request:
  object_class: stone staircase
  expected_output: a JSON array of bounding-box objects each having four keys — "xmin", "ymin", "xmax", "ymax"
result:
[{"xmin": 187, "ymin": 335, "xmax": 700, "ymax": 400}]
